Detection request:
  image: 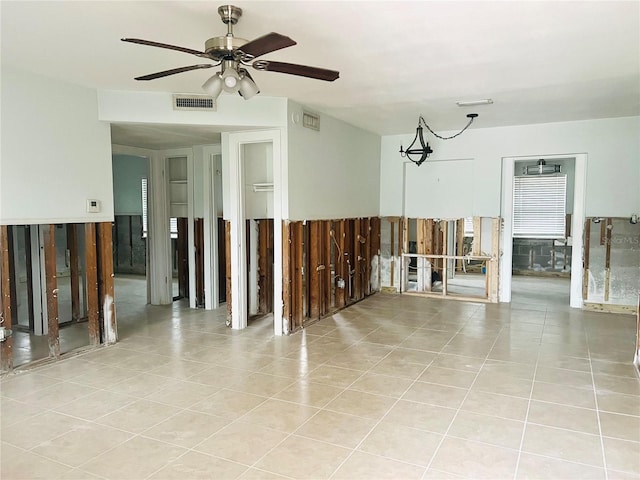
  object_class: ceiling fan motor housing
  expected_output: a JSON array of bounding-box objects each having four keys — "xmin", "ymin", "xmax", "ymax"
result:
[{"xmin": 218, "ymin": 5, "xmax": 242, "ymax": 25}]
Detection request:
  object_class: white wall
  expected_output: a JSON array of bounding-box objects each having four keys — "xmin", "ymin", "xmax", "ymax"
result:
[
  {"xmin": 243, "ymin": 143, "xmax": 274, "ymax": 220},
  {"xmin": 287, "ymin": 100, "xmax": 381, "ymax": 220},
  {"xmin": 1, "ymin": 68, "xmax": 114, "ymax": 224},
  {"xmin": 381, "ymin": 116, "xmax": 640, "ymax": 218}
]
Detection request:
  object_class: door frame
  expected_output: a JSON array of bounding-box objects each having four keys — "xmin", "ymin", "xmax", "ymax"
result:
[{"xmin": 500, "ymin": 153, "xmax": 587, "ymax": 308}]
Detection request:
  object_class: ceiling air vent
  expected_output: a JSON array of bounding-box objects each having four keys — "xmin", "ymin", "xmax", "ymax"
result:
[
  {"xmin": 173, "ymin": 94, "xmax": 216, "ymax": 111},
  {"xmin": 302, "ymin": 111, "xmax": 320, "ymax": 131}
]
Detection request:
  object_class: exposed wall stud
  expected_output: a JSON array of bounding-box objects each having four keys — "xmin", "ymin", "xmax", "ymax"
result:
[
  {"xmin": 1, "ymin": 226, "xmax": 14, "ymax": 371},
  {"xmin": 582, "ymin": 218, "xmax": 591, "ymax": 300},
  {"xmin": 44, "ymin": 224, "xmax": 60, "ymax": 358},
  {"xmin": 85, "ymin": 223, "xmax": 100, "ymax": 345},
  {"xmin": 98, "ymin": 222, "xmax": 117, "ymax": 344}
]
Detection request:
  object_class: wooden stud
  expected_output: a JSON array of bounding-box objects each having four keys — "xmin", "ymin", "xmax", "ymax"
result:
[
  {"xmin": 456, "ymin": 219, "xmax": 464, "ymax": 271},
  {"xmin": 335, "ymin": 220, "xmax": 346, "ymax": 308},
  {"xmin": 293, "ymin": 221, "xmax": 304, "ymax": 328},
  {"xmin": 85, "ymin": 223, "xmax": 100, "ymax": 346},
  {"xmin": 323, "ymin": 221, "xmax": 331, "ymax": 314},
  {"xmin": 98, "ymin": 222, "xmax": 117, "ymax": 344},
  {"xmin": 353, "ymin": 219, "xmax": 361, "ymax": 301},
  {"xmin": 604, "ymin": 217, "xmax": 612, "ymax": 302},
  {"xmin": 24, "ymin": 226, "xmax": 35, "ymax": 332},
  {"xmin": 441, "ymin": 221, "xmax": 448, "ymax": 294},
  {"xmin": 363, "ymin": 218, "xmax": 371, "ymax": 296},
  {"xmin": 389, "ymin": 218, "xmax": 395, "ymax": 288},
  {"xmin": 583, "ymin": 218, "xmax": 591, "ymax": 300},
  {"xmin": 309, "ymin": 221, "xmax": 321, "ymax": 319},
  {"xmin": 177, "ymin": 218, "xmax": 188, "ymax": 299},
  {"xmin": 472, "ymin": 217, "xmax": 482, "ymax": 256},
  {"xmin": 67, "ymin": 224, "xmax": 81, "ymax": 321},
  {"xmin": 600, "ymin": 221, "xmax": 607, "ymax": 246},
  {"xmin": 488, "ymin": 217, "xmax": 500, "ymax": 302},
  {"xmin": 43, "ymin": 224, "xmax": 60, "ymax": 358},
  {"xmin": 194, "ymin": 218, "xmax": 205, "ymax": 307},
  {"xmin": 281, "ymin": 220, "xmax": 291, "ymax": 332},
  {"xmin": 1, "ymin": 226, "xmax": 14, "ymax": 371}
]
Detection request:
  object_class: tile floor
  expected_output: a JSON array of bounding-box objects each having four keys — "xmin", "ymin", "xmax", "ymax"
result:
[{"xmin": 1, "ymin": 278, "xmax": 639, "ymax": 479}]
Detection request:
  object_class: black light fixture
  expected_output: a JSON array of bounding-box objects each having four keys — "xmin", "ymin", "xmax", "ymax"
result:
[{"xmin": 400, "ymin": 113, "xmax": 479, "ymax": 166}]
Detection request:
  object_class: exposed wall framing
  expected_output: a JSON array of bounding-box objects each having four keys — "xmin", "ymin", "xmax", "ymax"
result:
[
  {"xmin": 281, "ymin": 217, "xmax": 380, "ymax": 333},
  {"xmin": 1, "ymin": 222, "xmax": 117, "ymax": 373}
]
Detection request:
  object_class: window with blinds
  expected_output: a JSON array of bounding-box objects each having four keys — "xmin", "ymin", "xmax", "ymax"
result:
[
  {"xmin": 513, "ymin": 174, "xmax": 567, "ymax": 239},
  {"xmin": 141, "ymin": 178, "xmax": 178, "ymax": 239}
]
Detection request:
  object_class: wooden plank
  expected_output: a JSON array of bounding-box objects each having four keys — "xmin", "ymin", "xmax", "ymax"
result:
[
  {"xmin": 472, "ymin": 216, "xmax": 482, "ymax": 255},
  {"xmin": 488, "ymin": 217, "xmax": 500, "ymax": 303},
  {"xmin": 344, "ymin": 220, "xmax": 354, "ymax": 303},
  {"xmin": 293, "ymin": 222, "xmax": 304, "ymax": 328},
  {"xmin": 309, "ymin": 221, "xmax": 320, "ymax": 319},
  {"xmin": 389, "ymin": 218, "xmax": 395, "ymax": 288},
  {"xmin": 323, "ymin": 221, "xmax": 331, "ymax": 314},
  {"xmin": 604, "ymin": 217, "xmax": 612, "ymax": 302},
  {"xmin": 43, "ymin": 224, "xmax": 60, "ymax": 358},
  {"xmin": 194, "ymin": 218, "xmax": 205, "ymax": 307},
  {"xmin": 98, "ymin": 222, "xmax": 117, "ymax": 344},
  {"xmin": 258, "ymin": 219, "xmax": 268, "ymax": 314},
  {"xmin": 456, "ymin": 219, "xmax": 464, "ymax": 271},
  {"xmin": 7, "ymin": 227, "xmax": 17, "ymax": 333},
  {"xmin": 370, "ymin": 217, "xmax": 381, "ymax": 292},
  {"xmin": 363, "ymin": 218, "xmax": 371, "ymax": 296},
  {"xmin": 441, "ymin": 221, "xmax": 448, "ymax": 295},
  {"xmin": 67, "ymin": 224, "xmax": 81, "ymax": 321},
  {"xmin": 177, "ymin": 218, "xmax": 188, "ymax": 299},
  {"xmin": 85, "ymin": 223, "xmax": 100, "ymax": 346},
  {"xmin": 584, "ymin": 302, "xmax": 636, "ymax": 315},
  {"xmin": 281, "ymin": 221, "xmax": 291, "ymax": 332},
  {"xmin": 335, "ymin": 220, "xmax": 346, "ymax": 308},
  {"xmin": 0, "ymin": 225, "xmax": 14, "ymax": 371},
  {"xmin": 353, "ymin": 219, "xmax": 361, "ymax": 300},
  {"xmin": 24, "ymin": 226, "xmax": 35, "ymax": 332},
  {"xmin": 225, "ymin": 221, "xmax": 232, "ymax": 322}
]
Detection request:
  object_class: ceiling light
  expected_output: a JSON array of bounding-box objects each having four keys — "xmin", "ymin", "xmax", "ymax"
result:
[
  {"xmin": 400, "ymin": 114, "xmax": 478, "ymax": 167},
  {"xmin": 202, "ymin": 73, "xmax": 224, "ymax": 99},
  {"xmin": 456, "ymin": 99, "xmax": 493, "ymax": 107},
  {"xmin": 238, "ymin": 72, "xmax": 260, "ymax": 100},
  {"xmin": 221, "ymin": 68, "xmax": 241, "ymax": 92}
]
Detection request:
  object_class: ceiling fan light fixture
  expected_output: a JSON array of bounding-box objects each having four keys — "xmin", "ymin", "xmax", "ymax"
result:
[
  {"xmin": 202, "ymin": 73, "xmax": 224, "ymax": 98},
  {"xmin": 238, "ymin": 74, "xmax": 260, "ymax": 100},
  {"xmin": 221, "ymin": 67, "xmax": 241, "ymax": 92}
]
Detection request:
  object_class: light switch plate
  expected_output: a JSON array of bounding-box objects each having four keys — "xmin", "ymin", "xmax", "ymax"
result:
[{"xmin": 86, "ymin": 199, "xmax": 101, "ymax": 213}]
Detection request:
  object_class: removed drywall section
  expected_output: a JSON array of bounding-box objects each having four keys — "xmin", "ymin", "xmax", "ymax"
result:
[{"xmin": 1, "ymin": 68, "xmax": 113, "ymax": 224}]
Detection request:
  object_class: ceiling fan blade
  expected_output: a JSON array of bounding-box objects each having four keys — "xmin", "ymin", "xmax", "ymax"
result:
[
  {"xmin": 122, "ymin": 38, "xmax": 206, "ymax": 57},
  {"xmin": 134, "ymin": 64, "xmax": 214, "ymax": 81},
  {"xmin": 254, "ymin": 61, "xmax": 339, "ymax": 81},
  {"xmin": 238, "ymin": 33, "xmax": 296, "ymax": 59}
]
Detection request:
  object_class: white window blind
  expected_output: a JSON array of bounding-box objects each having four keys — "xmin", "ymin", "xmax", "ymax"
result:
[
  {"xmin": 513, "ymin": 174, "xmax": 567, "ymax": 239},
  {"xmin": 141, "ymin": 178, "xmax": 178, "ymax": 239}
]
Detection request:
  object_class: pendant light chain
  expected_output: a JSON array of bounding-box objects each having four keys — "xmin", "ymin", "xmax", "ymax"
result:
[{"xmin": 419, "ymin": 114, "xmax": 477, "ymax": 140}]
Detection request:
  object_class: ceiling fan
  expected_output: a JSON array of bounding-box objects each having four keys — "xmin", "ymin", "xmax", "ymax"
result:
[{"xmin": 122, "ymin": 4, "xmax": 339, "ymax": 100}]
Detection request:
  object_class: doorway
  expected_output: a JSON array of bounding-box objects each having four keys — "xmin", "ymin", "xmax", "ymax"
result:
[{"xmin": 501, "ymin": 154, "xmax": 587, "ymax": 308}]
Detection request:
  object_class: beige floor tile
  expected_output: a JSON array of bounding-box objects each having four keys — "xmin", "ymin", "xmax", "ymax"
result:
[
  {"xmin": 258, "ymin": 357, "xmax": 313, "ymax": 378},
  {"xmin": 106, "ymin": 372, "xmax": 178, "ymax": 397},
  {"xmin": 304, "ymin": 365, "xmax": 364, "ymax": 388},
  {"xmin": 332, "ymin": 451, "xmax": 425, "ymax": 479},
  {"xmin": 385, "ymin": 347, "xmax": 437, "ymax": 365},
  {"xmin": 448, "ymin": 410, "xmax": 525, "ymax": 449},
  {"xmin": 53, "ymin": 389, "xmax": 137, "ymax": 421},
  {"xmin": 594, "ymin": 375, "xmax": 640, "ymax": 396},
  {"xmin": 2, "ymin": 411, "xmax": 88, "ymax": 450},
  {"xmin": 535, "ymin": 366, "xmax": 594, "ymax": 389},
  {"xmin": 96, "ymin": 398, "xmax": 181, "ymax": 433},
  {"xmin": 239, "ymin": 398, "xmax": 318, "ymax": 432},
  {"xmin": 600, "ymin": 412, "xmax": 640, "ymax": 442},
  {"xmin": 187, "ymin": 365, "xmax": 253, "ymax": 388},
  {"xmin": 531, "ymin": 380, "xmax": 597, "ymax": 409},
  {"xmin": 0, "ymin": 396, "xmax": 43, "ymax": 427},
  {"xmin": 81, "ymin": 435, "xmax": 188, "ymax": 480},
  {"xmin": 238, "ymin": 468, "xmax": 293, "ymax": 479},
  {"xmin": 370, "ymin": 356, "xmax": 428, "ymax": 380},
  {"xmin": 147, "ymin": 358, "xmax": 211, "ymax": 379},
  {"xmin": 481, "ymin": 360, "xmax": 537, "ymax": 379},
  {"xmin": 19, "ymin": 381, "xmax": 98, "ymax": 410},
  {"xmin": 460, "ymin": 389, "xmax": 529, "ymax": 421},
  {"xmin": 429, "ymin": 436, "xmax": 519, "ymax": 479},
  {"xmin": 229, "ymin": 372, "xmax": 295, "ymax": 397},
  {"xmin": 189, "ymin": 388, "xmax": 268, "ymax": 419},
  {"xmin": 326, "ymin": 389, "xmax": 396, "ymax": 420},
  {"xmin": 384, "ymin": 399, "xmax": 457, "ymax": 433},
  {"xmin": 273, "ymin": 379, "xmax": 343, "ymax": 407},
  {"xmin": 255, "ymin": 435, "xmax": 351, "ymax": 479},
  {"xmin": 422, "ymin": 468, "xmax": 465, "ymax": 479},
  {"xmin": 295, "ymin": 409, "xmax": 376, "ymax": 448},
  {"xmin": 429, "ymin": 353, "xmax": 485, "ymax": 373},
  {"xmin": 149, "ymin": 450, "xmax": 248, "ymax": 479},
  {"xmin": 142, "ymin": 409, "xmax": 230, "ymax": 448},
  {"xmin": 607, "ymin": 469, "xmax": 640, "ymax": 480},
  {"xmin": 195, "ymin": 420, "xmax": 288, "ymax": 465},
  {"xmin": 597, "ymin": 391, "xmax": 640, "ymax": 417},
  {"xmin": 1, "ymin": 442, "xmax": 72, "ymax": 480},
  {"xmin": 32, "ymin": 422, "xmax": 132, "ymax": 467},
  {"xmin": 0, "ymin": 374, "xmax": 62, "ymax": 401},
  {"xmin": 144, "ymin": 380, "xmax": 219, "ymax": 408},
  {"xmin": 527, "ymin": 400, "xmax": 600, "ymax": 435},
  {"xmin": 516, "ymin": 452, "xmax": 606, "ymax": 479},
  {"xmin": 522, "ymin": 423, "xmax": 604, "ymax": 467},
  {"xmin": 358, "ymin": 419, "xmax": 442, "ymax": 466},
  {"xmin": 417, "ymin": 366, "xmax": 477, "ymax": 389},
  {"xmin": 472, "ymin": 371, "xmax": 533, "ymax": 398},
  {"xmin": 591, "ymin": 360, "xmax": 639, "ymax": 378},
  {"xmin": 67, "ymin": 365, "xmax": 139, "ymax": 389},
  {"xmin": 402, "ymin": 382, "xmax": 468, "ymax": 409},
  {"xmin": 603, "ymin": 437, "xmax": 640, "ymax": 475},
  {"xmin": 349, "ymin": 372, "xmax": 413, "ymax": 397}
]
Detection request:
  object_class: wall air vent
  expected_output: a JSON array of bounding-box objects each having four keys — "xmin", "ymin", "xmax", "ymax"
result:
[
  {"xmin": 302, "ymin": 111, "xmax": 320, "ymax": 131},
  {"xmin": 173, "ymin": 94, "xmax": 216, "ymax": 111},
  {"xmin": 523, "ymin": 159, "xmax": 561, "ymax": 175}
]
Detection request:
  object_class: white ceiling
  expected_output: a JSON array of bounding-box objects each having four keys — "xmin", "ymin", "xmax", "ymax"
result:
[{"xmin": 2, "ymin": 1, "xmax": 639, "ymax": 144}]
